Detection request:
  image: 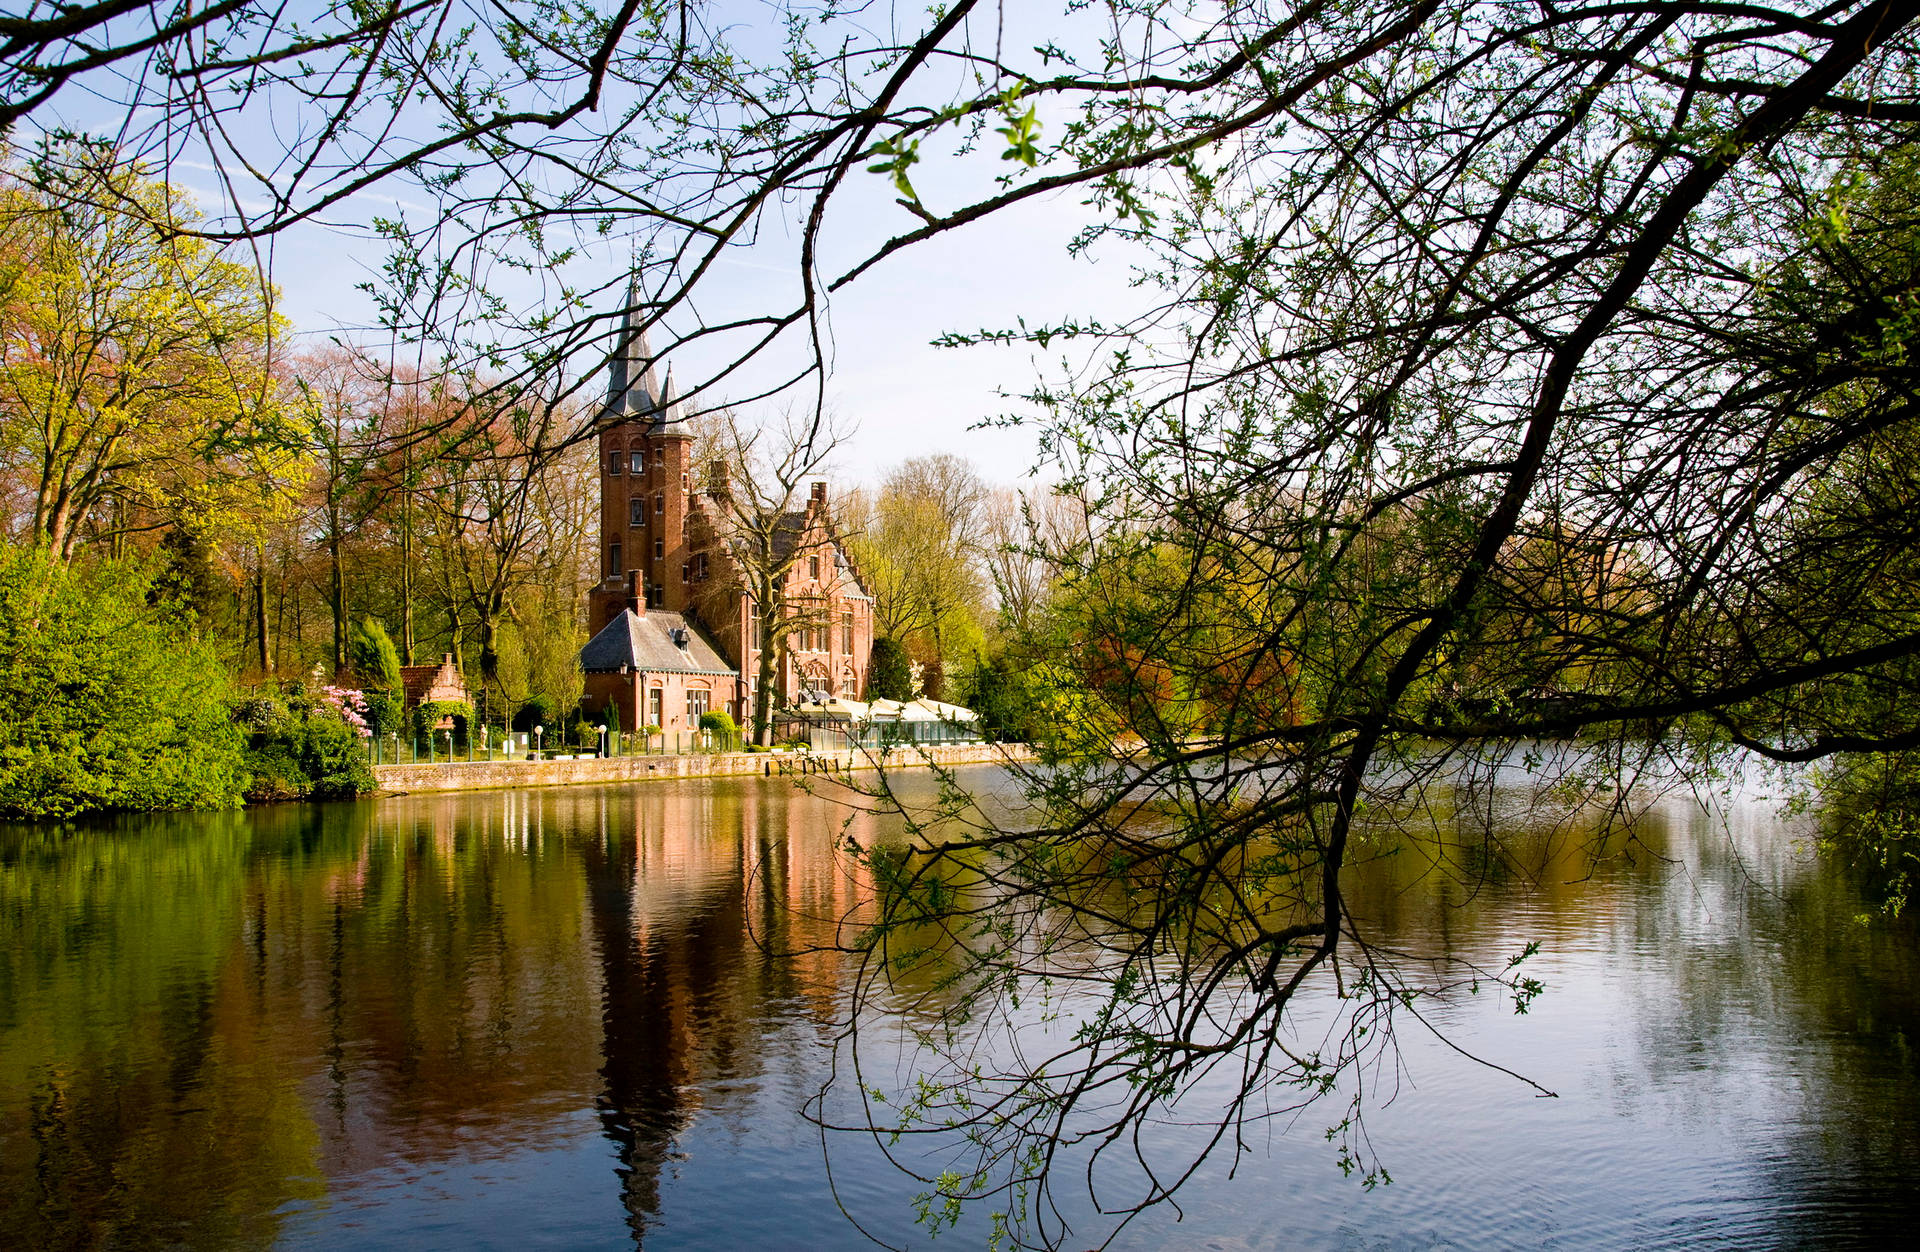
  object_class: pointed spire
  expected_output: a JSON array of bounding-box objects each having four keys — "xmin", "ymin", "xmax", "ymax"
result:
[{"xmin": 658, "ymin": 366, "xmax": 678, "ymax": 421}]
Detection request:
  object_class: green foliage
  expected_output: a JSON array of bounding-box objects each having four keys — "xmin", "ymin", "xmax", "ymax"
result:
[
  {"xmin": 601, "ymin": 701, "xmax": 622, "ymax": 732},
  {"xmin": 869, "ymin": 636, "xmax": 914, "ymax": 701},
  {"xmin": 513, "ymin": 696, "xmax": 554, "ymax": 733},
  {"xmin": 411, "ymin": 700, "xmax": 474, "ymax": 741},
  {"xmin": 348, "ymin": 617, "xmax": 403, "ymax": 688},
  {"xmin": 1815, "ymin": 753, "xmax": 1920, "ymax": 919},
  {"xmin": 698, "ymin": 709, "xmax": 738, "ymax": 736},
  {"xmin": 240, "ymin": 689, "xmax": 376, "ymax": 802},
  {"xmin": 964, "ymin": 651, "xmax": 1041, "ymax": 743},
  {"xmin": 346, "ymin": 618, "xmax": 406, "ymax": 736},
  {"xmin": 0, "ymin": 544, "xmax": 247, "ymax": 818}
]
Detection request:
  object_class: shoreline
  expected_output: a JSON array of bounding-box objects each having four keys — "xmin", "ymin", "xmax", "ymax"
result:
[{"xmin": 371, "ymin": 741, "xmax": 1034, "ymax": 795}]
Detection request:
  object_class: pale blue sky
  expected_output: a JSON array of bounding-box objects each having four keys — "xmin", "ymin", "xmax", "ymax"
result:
[{"xmin": 33, "ymin": 1, "xmax": 1165, "ymax": 487}]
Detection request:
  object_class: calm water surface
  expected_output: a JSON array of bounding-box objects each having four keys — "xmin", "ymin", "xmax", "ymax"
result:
[{"xmin": 1, "ymin": 766, "xmax": 1916, "ymax": 1248}]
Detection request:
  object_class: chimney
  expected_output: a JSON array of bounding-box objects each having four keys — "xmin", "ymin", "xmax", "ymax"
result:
[
  {"xmin": 625, "ymin": 569, "xmax": 645, "ymax": 617},
  {"xmin": 708, "ymin": 458, "xmax": 731, "ymax": 500},
  {"xmin": 810, "ymin": 480, "xmax": 827, "ymax": 507}
]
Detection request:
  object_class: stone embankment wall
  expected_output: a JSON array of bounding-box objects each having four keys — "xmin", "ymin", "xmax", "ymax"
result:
[{"xmin": 372, "ymin": 742, "xmax": 1034, "ymax": 795}]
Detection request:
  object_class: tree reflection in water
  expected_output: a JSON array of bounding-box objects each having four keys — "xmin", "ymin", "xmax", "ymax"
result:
[{"xmin": 0, "ymin": 767, "xmax": 1916, "ymax": 1248}]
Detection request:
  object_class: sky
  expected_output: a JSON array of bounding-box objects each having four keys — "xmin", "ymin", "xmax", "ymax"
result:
[
  {"xmin": 251, "ymin": 175, "xmax": 1150, "ymax": 486},
  {"xmin": 20, "ymin": 1, "xmax": 1170, "ymax": 489}
]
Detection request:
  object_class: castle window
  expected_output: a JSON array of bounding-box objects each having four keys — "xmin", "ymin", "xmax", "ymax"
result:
[
  {"xmin": 654, "ymin": 448, "xmax": 665, "ymax": 469},
  {"xmin": 681, "ymin": 563, "xmax": 689, "ymax": 584},
  {"xmin": 695, "ymin": 552, "xmax": 709, "ymax": 581},
  {"xmin": 608, "ymin": 541, "xmax": 622, "ymax": 576},
  {"xmin": 653, "ymin": 537, "xmax": 664, "ymax": 560},
  {"xmin": 655, "ymin": 493, "xmax": 664, "ymax": 515},
  {"xmin": 609, "ymin": 450, "xmax": 623, "ymax": 475},
  {"xmin": 808, "ymin": 556, "xmax": 820, "ymax": 581},
  {"xmin": 629, "ymin": 449, "xmax": 644, "ymax": 474},
  {"xmin": 629, "ymin": 497, "xmax": 645, "ymax": 526},
  {"xmin": 842, "ymin": 608, "xmax": 853, "ymax": 654}
]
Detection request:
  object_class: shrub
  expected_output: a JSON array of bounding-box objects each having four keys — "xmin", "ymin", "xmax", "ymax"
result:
[
  {"xmin": 0, "ymin": 544, "xmax": 247, "ymax": 818},
  {"xmin": 868, "ymin": 636, "xmax": 914, "ymax": 701},
  {"xmin": 412, "ymin": 700, "xmax": 474, "ymax": 741},
  {"xmin": 965, "ymin": 651, "xmax": 1040, "ymax": 743},
  {"xmin": 699, "ymin": 709, "xmax": 738, "ymax": 736},
  {"xmin": 347, "ymin": 618, "xmax": 407, "ymax": 736},
  {"xmin": 241, "ymin": 701, "xmax": 376, "ymax": 803},
  {"xmin": 513, "ymin": 696, "xmax": 554, "ymax": 733}
]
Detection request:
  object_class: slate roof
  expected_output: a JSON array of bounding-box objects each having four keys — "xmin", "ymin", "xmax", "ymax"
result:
[
  {"xmin": 579, "ymin": 608, "xmax": 736, "ymax": 676},
  {"xmin": 770, "ymin": 510, "xmax": 809, "ymax": 564}
]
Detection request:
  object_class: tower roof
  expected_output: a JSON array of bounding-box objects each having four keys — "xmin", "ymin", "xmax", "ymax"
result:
[{"xmin": 605, "ymin": 282, "xmax": 665, "ymax": 422}]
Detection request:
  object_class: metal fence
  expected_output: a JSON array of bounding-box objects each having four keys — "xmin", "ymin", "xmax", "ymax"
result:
[
  {"xmin": 366, "ymin": 720, "xmax": 982, "ymax": 766},
  {"xmin": 368, "ymin": 727, "xmax": 743, "ymax": 764}
]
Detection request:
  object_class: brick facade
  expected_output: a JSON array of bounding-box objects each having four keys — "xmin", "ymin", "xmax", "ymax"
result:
[{"xmin": 582, "ymin": 315, "xmax": 873, "ymax": 726}]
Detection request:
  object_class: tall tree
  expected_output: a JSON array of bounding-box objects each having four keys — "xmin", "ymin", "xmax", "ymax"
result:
[
  {"xmin": 698, "ymin": 407, "xmax": 849, "ymax": 746},
  {"xmin": 845, "ymin": 455, "xmax": 990, "ymax": 699},
  {"xmin": 0, "ymin": 156, "xmax": 286, "ymax": 559}
]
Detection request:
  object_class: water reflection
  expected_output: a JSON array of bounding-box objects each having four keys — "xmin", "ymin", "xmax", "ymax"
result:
[
  {"xmin": 0, "ymin": 779, "xmax": 876, "ymax": 1249},
  {"xmin": 0, "ymin": 767, "xmax": 1917, "ymax": 1248}
]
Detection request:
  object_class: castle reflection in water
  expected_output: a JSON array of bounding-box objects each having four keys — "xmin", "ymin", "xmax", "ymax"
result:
[{"xmin": 0, "ymin": 774, "xmax": 891, "ymax": 1248}]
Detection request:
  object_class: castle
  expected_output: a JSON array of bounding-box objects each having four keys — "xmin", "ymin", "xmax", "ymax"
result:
[{"xmin": 577, "ymin": 312, "xmax": 873, "ymax": 734}]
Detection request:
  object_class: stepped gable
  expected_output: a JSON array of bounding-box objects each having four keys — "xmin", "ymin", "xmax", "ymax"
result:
[
  {"xmin": 398, "ymin": 654, "xmax": 467, "ymax": 706},
  {"xmin": 580, "ymin": 608, "xmax": 735, "ymax": 677}
]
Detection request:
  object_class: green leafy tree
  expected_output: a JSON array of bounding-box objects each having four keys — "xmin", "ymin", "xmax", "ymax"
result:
[
  {"xmin": 0, "ymin": 154, "xmax": 292, "ymax": 560},
  {"xmin": 347, "ymin": 616, "xmax": 406, "ymax": 737},
  {"xmin": 867, "ymin": 637, "xmax": 914, "ymax": 702},
  {"xmin": 0, "ymin": 543, "xmax": 246, "ymax": 817}
]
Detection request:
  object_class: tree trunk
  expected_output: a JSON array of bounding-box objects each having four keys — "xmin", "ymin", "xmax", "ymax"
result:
[
  {"xmin": 478, "ymin": 590, "xmax": 505, "ymax": 685},
  {"xmin": 400, "ymin": 447, "xmax": 417, "ymax": 664},
  {"xmin": 328, "ymin": 509, "xmax": 348, "ymax": 677},
  {"xmin": 253, "ymin": 545, "xmax": 272, "ymax": 675},
  {"xmin": 753, "ymin": 604, "xmax": 780, "ymax": 746}
]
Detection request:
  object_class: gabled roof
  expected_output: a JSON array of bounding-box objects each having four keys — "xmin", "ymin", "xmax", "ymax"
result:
[
  {"xmin": 579, "ymin": 608, "xmax": 736, "ymax": 677},
  {"xmin": 398, "ymin": 655, "xmax": 467, "ymax": 707}
]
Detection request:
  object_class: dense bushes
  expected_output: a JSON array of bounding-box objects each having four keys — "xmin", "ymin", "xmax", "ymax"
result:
[
  {"xmin": 963, "ymin": 652, "xmax": 1041, "ymax": 743},
  {"xmin": 868, "ymin": 636, "xmax": 914, "ymax": 701},
  {"xmin": 0, "ymin": 545, "xmax": 248, "ymax": 819},
  {"xmin": 235, "ymin": 688, "xmax": 377, "ymax": 802},
  {"xmin": 1814, "ymin": 753, "xmax": 1920, "ymax": 919}
]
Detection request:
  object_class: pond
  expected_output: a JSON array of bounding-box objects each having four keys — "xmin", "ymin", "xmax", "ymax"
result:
[{"xmin": 1, "ymin": 765, "xmax": 1916, "ymax": 1248}]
